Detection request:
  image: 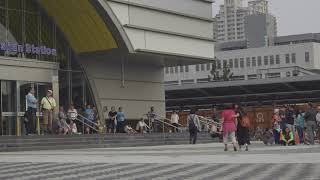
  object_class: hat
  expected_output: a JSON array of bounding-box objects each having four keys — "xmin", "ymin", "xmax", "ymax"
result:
[{"xmin": 48, "ymin": 90, "xmax": 53, "ymax": 93}]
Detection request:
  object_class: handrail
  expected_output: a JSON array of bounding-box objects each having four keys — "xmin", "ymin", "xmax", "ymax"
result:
[
  {"xmin": 143, "ymin": 113, "xmax": 183, "ymax": 133},
  {"xmin": 75, "ymin": 114, "xmax": 99, "ymax": 132},
  {"xmin": 154, "ymin": 118, "xmax": 183, "ymax": 131},
  {"xmin": 155, "ymin": 114, "xmax": 184, "ymax": 127},
  {"xmin": 198, "ymin": 116, "xmax": 221, "ymax": 126}
]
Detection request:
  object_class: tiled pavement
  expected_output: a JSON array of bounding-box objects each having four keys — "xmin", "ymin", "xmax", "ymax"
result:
[{"xmin": 0, "ymin": 143, "xmax": 320, "ymax": 180}]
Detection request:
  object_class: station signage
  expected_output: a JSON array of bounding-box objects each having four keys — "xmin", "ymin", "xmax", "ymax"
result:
[{"xmin": 0, "ymin": 42, "xmax": 57, "ymax": 56}]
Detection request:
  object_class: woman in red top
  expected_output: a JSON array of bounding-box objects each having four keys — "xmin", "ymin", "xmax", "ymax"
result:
[{"xmin": 221, "ymin": 104, "xmax": 238, "ymax": 151}]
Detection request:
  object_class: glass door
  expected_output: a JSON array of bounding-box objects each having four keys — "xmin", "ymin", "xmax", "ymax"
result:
[{"xmin": 1, "ymin": 81, "xmax": 17, "ymax": 136}]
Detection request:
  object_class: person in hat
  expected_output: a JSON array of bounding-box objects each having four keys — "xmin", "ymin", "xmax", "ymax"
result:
[{"xmin": 40, "ymin": 89, "xmax": 56, "ymax": 134}]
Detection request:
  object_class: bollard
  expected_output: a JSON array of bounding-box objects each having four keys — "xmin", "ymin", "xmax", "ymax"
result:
[
  {"xmin": 37, "ymin": 116, "xmax": 40, "ymax": 135},
  {"xmin": 16, "ymin": 117, "xmax": 21, "ymax": 136}
]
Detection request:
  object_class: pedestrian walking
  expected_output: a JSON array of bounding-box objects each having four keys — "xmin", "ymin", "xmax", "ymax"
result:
[
  {"xmin": 304, "ymin": 103, "xmax": 317, "ymax": 145},
  {"xmin": 187, "ymin": 109, "xmax": 201, "ymax": 144},
  {"xmin": 235, "ymin": 104, "xmax": 250, "ymax": 151},
  {"xmin": 221, "ymin": 104, "xmax": 238, "ymax": 151},
  {"xmin": 170, "ymin": 111, "xmax": 180, "ymax": 133}
]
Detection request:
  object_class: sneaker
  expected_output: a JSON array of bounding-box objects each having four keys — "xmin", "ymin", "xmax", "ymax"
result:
[
  {"xmin": 234, "ymin": 146, "xmax": 237, "ymax": 151},
  {"xmin": 245, "ymin": 146, "xmax": 248, "ymax": 151}
]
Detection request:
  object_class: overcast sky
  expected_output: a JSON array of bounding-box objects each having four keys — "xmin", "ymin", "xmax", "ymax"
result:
[{"xmin": 213, "ymin": 0, "xmax": 320, "ymax": 36}]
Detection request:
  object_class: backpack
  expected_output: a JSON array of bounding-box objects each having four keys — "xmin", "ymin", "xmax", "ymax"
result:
[
  {"xmin": 240, "ymin": 115, "xmax": 251, "ymax": 128},
  {"xmin": 316, "ymin": 112, "xmax": 320, "ymax": 123},
  {"xmin": 188, "ymin": 115, "xmax": 197, "ymax": 131}
]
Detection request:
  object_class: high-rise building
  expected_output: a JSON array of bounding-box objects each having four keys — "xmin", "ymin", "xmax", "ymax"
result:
[
  {"xmin": 248, "ymin": 0, "xmax": 269, "ymax": 15},
  {"xmin": 215, "ymin": 0, "xmax": 271, "ymax": 42},
  {"xmin": 245, "ymin": 14, "xmax": 277, "ymax": 48}
]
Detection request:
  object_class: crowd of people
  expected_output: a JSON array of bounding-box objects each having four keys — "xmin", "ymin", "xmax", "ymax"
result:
[
  {"xmin": 185, "ymin": 103, "xmax": 320, "ymax": 151},
  {"xmin": 24, "ymin": 85, "xmax": 320, "ymax": 150},
  {"xmin": 269, "ymin": 103, "xmax": 320, "ymax": 146}
]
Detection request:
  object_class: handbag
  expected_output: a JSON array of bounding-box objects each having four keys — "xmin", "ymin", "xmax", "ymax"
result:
[{"xmin": 240, "ymin": 115, "xmax": 251, "ymax": 128}]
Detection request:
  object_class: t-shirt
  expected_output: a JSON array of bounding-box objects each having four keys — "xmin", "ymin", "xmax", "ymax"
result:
[
  {"xmin": 170, "ymin": 114, "xmax": 179, "ymax": 124},
  {"xmin": 117, "ymin": 112, "xmax": 125, "ymax": 122},
  {"xmin": 85, "ymin": 108, "xmax": 95, "ymax": 122},
  {"xmin": 26, "ymin": 93, "xmax": 37, "ymax": 109},
  {"xmin": 109, "ymin": 111, "xmax": 117, "ymax": 120},
  {"xmin": 41, "ymin": 96, "xmax": 56, "ymax": 110}
]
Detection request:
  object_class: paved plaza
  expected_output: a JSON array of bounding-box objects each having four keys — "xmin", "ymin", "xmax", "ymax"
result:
[{"xmin": 0, "ymin": 143, "xmax": 319, "ymax": 180}]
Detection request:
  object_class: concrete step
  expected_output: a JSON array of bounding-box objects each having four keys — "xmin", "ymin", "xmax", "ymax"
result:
[{"xmin": 0, "ymin": 133, "xmax": 218, "ymax": 152}]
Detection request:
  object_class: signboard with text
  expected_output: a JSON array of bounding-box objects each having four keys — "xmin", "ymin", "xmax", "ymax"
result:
[{"xmin": 0, "ymin": 42, "xmax": 57, "ymax": 56}]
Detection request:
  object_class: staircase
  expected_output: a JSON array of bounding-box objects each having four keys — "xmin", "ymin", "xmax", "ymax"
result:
[{"xmin": 0, "ymin": 133, "xmax": 218, "ymax": 152}]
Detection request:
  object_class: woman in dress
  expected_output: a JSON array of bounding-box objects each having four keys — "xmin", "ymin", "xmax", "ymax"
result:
[
  {"xmin": 235, "ymin": 104, "xmax": 250, "ymax": 151},
  {"xmin": 221, "ymin": 104, "xmax": 238, "ymax": 151}
]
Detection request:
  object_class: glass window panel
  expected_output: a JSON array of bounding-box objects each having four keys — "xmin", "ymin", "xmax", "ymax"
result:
[
  {"xmin": 252, "ymin": 57, "xmax": 256, "ymax": 67},
  {"xmin": 229, "ymin": 59, "xmax": 233, "ymax": 68},
  {"xmin": 234, "ymin": 58, "xmax": 239, "ymax": 68},
  {"xmin": 174, "ymin": 66, "xmax": 178, "ymax": 73},
  {"xmin": 180, "ymin": 66, "xmax": 184, "ymax": 73},
  {"xmin": 240, "ymin": 58, "xmax": 244, "ymax": 68},
  {"xmin": 25, "ymin": 12, "xmax": 39, "ymax": 59},
  {"xmin": 201, "ymin": 64, "xmax": 205, "ymax": 71},
  {"xmin": 196, "ymin": 65, "xmax": 199, "ymax": 72},
  {"xmin": 270, "ymin": 55, "xmax": 274, "ymax": 65},
  {"xmin": 276, "ymin": 55, "xmax": 280, "ymax": 64},
  {"xmin": 305, "ymin": 52, "xmax": 310, "ymax": 62},
  {"xmin": 258, "ymin": 56, "xmax": 262, "ymax": 66},
  {"xmin": 286, "ymin": 54, "xmax": 290, "ymax": 64},
  {"xmin": 246, "ymin": 57, "xmax": 250, "ymax": 67},
  {"xmin": 291, "ymin": 53, "xmax": 296, "ymax": 64},
  {"xmin": 264, "ymin": 56, "xmax": 268, "ymax": 65},
  {"xmin": 8, "ymin": 0, "xmax": 22, "ymax": 10},
  {"xmin": 185, "ymin": 65, "xmax": 189, "ymax": 72}
]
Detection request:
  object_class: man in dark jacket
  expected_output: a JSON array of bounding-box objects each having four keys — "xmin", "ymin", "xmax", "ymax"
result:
[
  {"xmin": 286, "ymin": 106, "xmax": 295, "ymax": 132},
  {"xmin": 304, "ymin": 103, "xmax": 317, "ymax": 145}
]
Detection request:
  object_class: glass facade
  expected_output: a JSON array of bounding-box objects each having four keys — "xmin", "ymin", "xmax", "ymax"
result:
[{"xmin": 0, "ymin": 0, "xmax": 95, "ymax": 133}]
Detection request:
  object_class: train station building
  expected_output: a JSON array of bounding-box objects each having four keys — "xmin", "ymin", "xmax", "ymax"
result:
[{"xmin": 0, "ymin": 0, "xmax": 215, "ymax": 135}]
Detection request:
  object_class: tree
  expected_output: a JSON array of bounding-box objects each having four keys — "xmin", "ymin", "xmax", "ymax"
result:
[
  {"xmin": 208, "ymin": 58, "xmax": 233, "ymax": 81},
  {"xmin": 222, "ymin": 64, "xmax": 233, "ymax": 81}
]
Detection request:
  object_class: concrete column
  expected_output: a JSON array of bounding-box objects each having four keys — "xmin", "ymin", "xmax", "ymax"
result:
[{"xmin": 52, "ymin": 71, "xmax": 59, "ymax": 117}]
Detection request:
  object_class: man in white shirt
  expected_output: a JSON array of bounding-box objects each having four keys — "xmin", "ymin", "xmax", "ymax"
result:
[{"xmin": 170, "ymin": 111, "xmax": 180, "ymax": 133}]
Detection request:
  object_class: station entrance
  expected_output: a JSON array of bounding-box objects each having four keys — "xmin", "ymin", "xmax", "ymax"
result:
[{"xmin": 0, "ymin": 81, "xmax": 51, "ymax": 136}]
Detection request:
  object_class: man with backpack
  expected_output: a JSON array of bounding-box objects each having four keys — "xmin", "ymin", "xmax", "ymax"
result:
[
  {"xmin": 187, "ymin": 109, "xmax": 201, "ymax": 144},
  {"xmin": 304, "ymin": 103, "xmax": 317, "ymax": 145}
]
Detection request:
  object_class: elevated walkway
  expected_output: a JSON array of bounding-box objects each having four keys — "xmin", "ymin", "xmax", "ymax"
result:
[{"xmin": 0, "ymin": 133, "xmax": 217, "ymax": 152}]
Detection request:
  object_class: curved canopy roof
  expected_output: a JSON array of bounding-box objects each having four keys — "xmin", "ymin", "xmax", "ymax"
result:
[{"xmin": 39, "ymin": 0, "xmax": 118, "ymax": 54}]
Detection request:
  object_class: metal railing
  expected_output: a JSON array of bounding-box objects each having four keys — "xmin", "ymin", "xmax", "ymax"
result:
[
  {"xmin": 74, "ymin": 114, "xmax": 99, "ymax": 133},
  {"xmin": 143, "ymin": 114, "xmax": 183, "ymax": 134}
]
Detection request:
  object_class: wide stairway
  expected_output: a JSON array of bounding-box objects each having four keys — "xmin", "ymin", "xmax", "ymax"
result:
[{"xmin": 0, "ymin": 133, "xmax": 218, "ymax": 152}]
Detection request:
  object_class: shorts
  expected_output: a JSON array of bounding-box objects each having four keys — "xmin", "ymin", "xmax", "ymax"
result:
[{"xmin": 108, "ymin": 120, "xmax": 117, "ymax": 130}]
